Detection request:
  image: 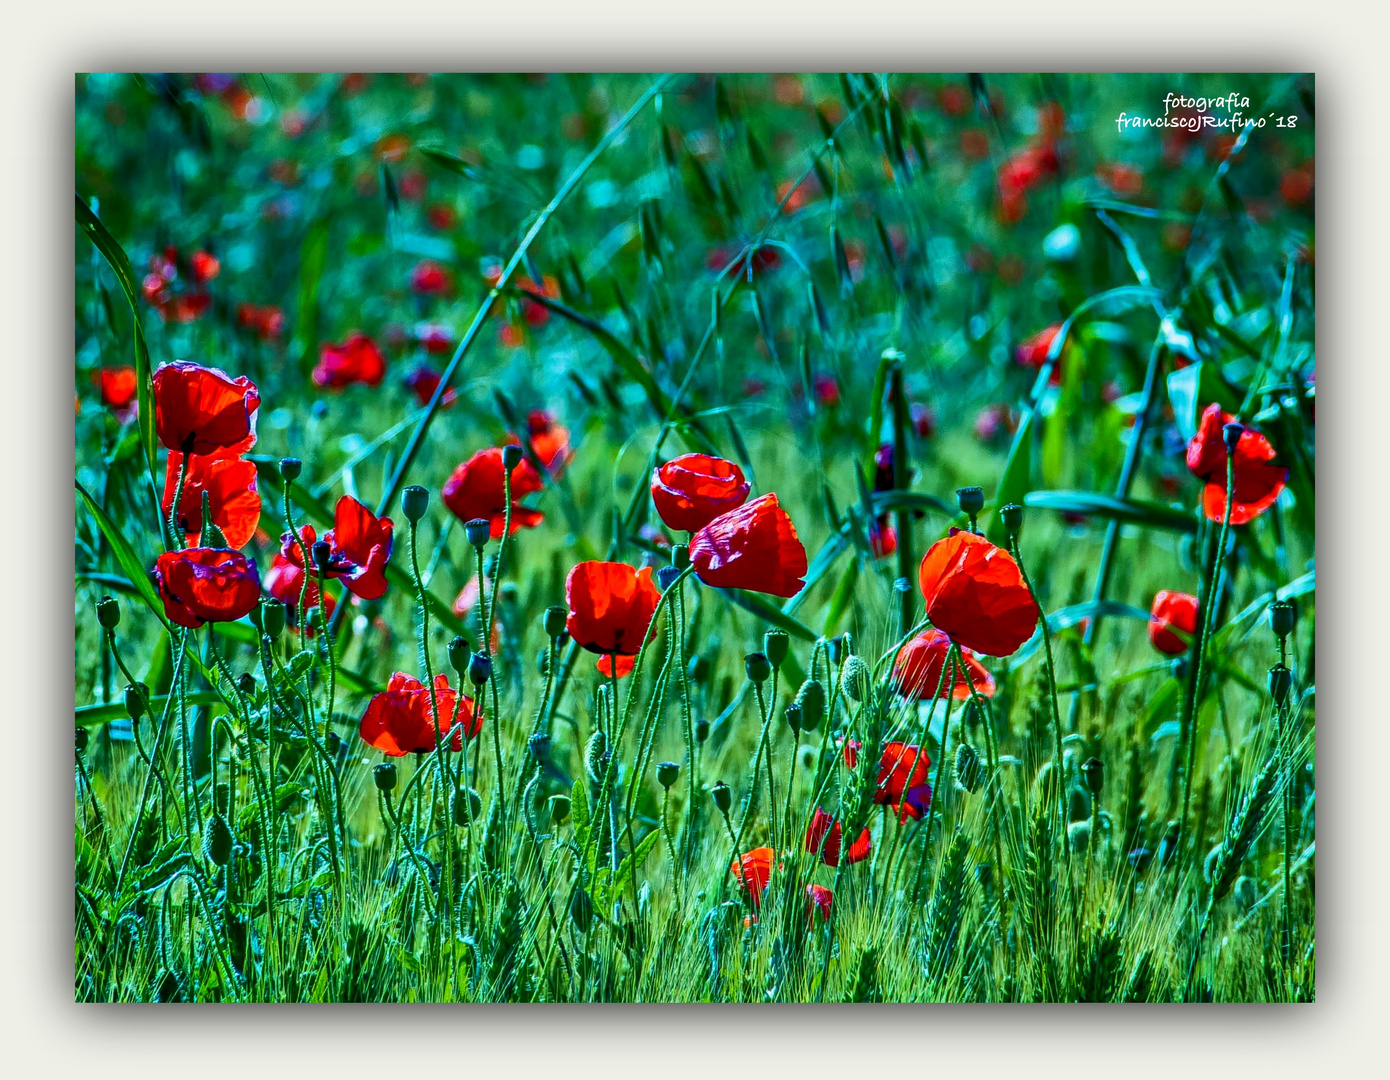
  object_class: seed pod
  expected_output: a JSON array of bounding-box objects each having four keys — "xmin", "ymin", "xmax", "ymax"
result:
[
  {"xmin": 1000, "ymin": 503, "xmax": 1024, "ymax": 538},
  {"xmin": 401, "ymin": 485, "xmax": 430, "ymax": 523},
  {"xmin": 261, "ymin": 600, "xmax": 286, "ymax": 639},
  {"xmin": 954, "ymin": 743, "xmax": 983, "ymax": 793},
  {"xmin": 96, "ymin": 595, "xmax": 120, "ymax": 631},
  {"xmin": 278, "ymin": 457, "xmax": 302, "ymax": 482},
  {"xmin": 656, "ymin": 565, "xmax": 681, "ymax": 591},
  {"xmin": 1067, "ymin": 819, "xmax": 1092, "ymax": 853},
  {"xmin": 125, "ymin": 683, "xmax": 147, "ymax": 722},
  {"xmin": 694, "ymin": 718, "xmax": 710, "ymax": 743},
  {"xmin": 449, "ymin": 635, "xmax": 472, "ymax": 675},
  {"xmin": 373, "ymin": 762, "xmax": 397, "ymax": 792},
  {"xmin": 763, "ymin": 629, "xmax": 790, "ymax": 669},
  {"xmin": 548, "ymin": 793, "xmax": 571, "ymax": 824},
  {"xmin": 452, "ymin": 786, "xmax": 483, "ymax": 826},
  {"xmin": 745, "ymin": 652, "xmax": 772, "ymax": 685},
  {"xmin": 1268, "ymin": 664, "xmax": 1293, "ymax": 707},
  {"xmin": 569, "ymin": 888, "xmax": 594, "ymax": 933},
  {"xmin": 794, "ymin": 679, "xmax": 826, "ymax": 731},
  {"xmin": 584, "ymin": 730, "xmax": 608, "ymax": 784},
  {"xmin": 544, "ymin": 605, "xmax": 567, "ymax": 638},
  {"xmin": 468, "ymin": 652, "xmax": 492, "ymax": 687},
  {"xmin": 501, "ymin": 444, "xmax": 524, "ymax": 472},
  {"xmin": 955, "ymin": 486, "xmax": 985, "ymax": 517},
  {"xmin": 203, "ymin": 813, "xmax": 234, "ymax": 866},
  {"xmin": 528, "ymin": 733, "xmax": 551, "ymax": 763},
  {"xmin": 1081, "ymin": 757, "xmax": 1104, "ymax": 797},
  {"xmin": 656, "ymin": 761, "xmax": 679, "ymax": 789},
  {"xmin": 688, "ymin": 653, "xmax": 711, "ymax": 684},
  {"xmin": 784, "ymin": 701, "xmax": 803, "ymax": 734},
  {"xmin": 842, "ymin": 655, "xmax": 871, "ymax": 702},
  {"xmin": 711, "ymin": 781, "xmax": 732, "ymax": 815},
  {"xmin": 311, "ymin": 539, "xmax": 332, "ymax": 573},
  {"xmin": 464, "ymin": 518, "xmax": 491, "ymax": 549},
  {"xmin": 1270, "ymin": 600, "xmax": 1297, "ymax": 640},
  {"xmin": 1222, "ymin": 421, "xmax": 1244, "ymax": 453}
]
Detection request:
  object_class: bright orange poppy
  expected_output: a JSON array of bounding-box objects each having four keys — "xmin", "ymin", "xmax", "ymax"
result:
[
  {"xmin": 565, "ymin": 562, "xmax": 661, "ymax": 658},
  {"xmin": 688, "ymin": 493, "xmax": 807, "ymax": 598},
  {"xmin": 918, "ymin": 530, "xmax": 1039, "ymax": 657},
  {"xmin": 891, "ymin": 628, "xmax": 996, "ymax": 700}
]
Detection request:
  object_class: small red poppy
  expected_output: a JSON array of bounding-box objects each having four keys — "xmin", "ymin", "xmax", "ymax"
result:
[
  {"xmin": 875, "ymin": 741, "xmax": 933, "ymax": 822},
  {"xmin": 190, "ymin": 250, "xmax": 221, "ymax": 283},
  {"xmin": 806, "ymin": 883, "xmax": 834, "ymax": 922},
  {"xmin": 565, "ymin": 562, "xmax": 661, "ymax": 658},
  {"xmin": 152, "ymin": 361, "xmax": 260, "ymax": 456},
  {"xmin": 869, "ymin": 518, "xmax": 897, "ymax": 559},
  {"xmin": 409, "ymin": 260, "xmax": 452, "ymax": 295},
  {"xmin": 162, "ymin": 452, "xmax": 260, "ymax": 549},
  {"xmin": 513, "ymin": 410, "xmax": 573, "ymax": 477},
  {"xmin": 153, "ymin": 547, "xmax": 261, "ymax": 628},
  {"xmin": 415, "ymin": 322, "xmax": 454, "ymax": 354},
  {"xmin": 804, "ymin": 807, "xmax": 872, "ymax": 868},
  {"xmin": 403, "ymin": 365, "xmax": 457, "ymax": 407},
  {"xmin": 280, "ymin": 495, "xmax": 393, "ymax": 600},
  {"xmin": 1149, "ymin": 590, "xmax": 1199, "ymax": 655},
  {"xmin": 1016, "ymin": 324, "xmax": 1063, "ymax": 369},
  {"xmin": 597, "ymin": 653, "xmax": 637, "ymax": 678},
  {"xmin": 98, "ymin": 366, "xmax": 138, "ymax": 411},
  {"xmin": 688, "ymin": 493, "xmax": 808, "ymax": 598},
  {"xmin": 731, "ymin": 846, "xmax": 775, "ymax": 910},
  {"xmin": 1185, "ymin": 403, "xmax": 1287, "ymax": 525},
  {"xmin": 237, "ymin": 304, "xmax": 284, "ymax": 341},
  {"xmin": 918, "ymin": 531, "xmax": 1039, "ymax": 657},
  {"xmin": 359, "ymin": 672, "xmax": 479, "ymax": 756},
  {"xmin": 314, "ymin": 333, "xmax": 386, "ymax": 389},
  {"xmin": 891, "ymin": 629, "xmax": 996, "ymax": 701},
  {"xmin": 441, "ymin": 447, "xmax": 545, "ymax": 539},
  {"xmin": 651, "ymin": 453, "xmax": 751, "ymax": 534},
  {"xmin": 263, "ymin": 554, "xmax": 336, "ymax": 631}
]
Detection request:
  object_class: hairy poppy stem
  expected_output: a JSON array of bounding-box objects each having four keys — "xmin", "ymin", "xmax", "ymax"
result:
[
  {"xmin": 166, "ymin": 449, "xmax": 190, "ymax": 551},
  {"xmin": 908, "ymin": 647, "xmax": 958, "ymax": 905}
]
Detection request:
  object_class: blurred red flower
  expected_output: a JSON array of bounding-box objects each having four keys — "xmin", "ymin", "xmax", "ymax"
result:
[
  {"xmin": 891, "ymin": 628, "xmax": 996, "ymax": 700},
  {"xmin": 651, "ymin": 453, "xmax": 751, "ymax": 534},
  {"xmin": 1185, "ymin": 403, "xmax": 1287, "ymax": 524},
  {"xmin": 280, "ymin": 495, "xmax": 393, "ymax": 600},
  {"xmin": 315, "ymin": 332, "xmax": 386, "ymax": 389},
  {"xmin": 806, "ymin": 883, "xmax": 834, "ymax": 922},
  {"xmin": 359, "ymin": 672, "xmax": 478, "ymax": 756},
  {"xmin": 162, "ymin": 452, "xmax": 260, "ymax": 549},
  {"xmin": 409, "ymin": 259, "xmax": 452, "ymax": 295},
  {"xmin": 868, "ymin": 519, "xmax": 897, "ymax": 559},
  {"xmin": 875, "ymin": 741, "xmax": 933, "ymax": 822},
  {"xmin": 911, "ymin": 402, "xmax": 936, "ymax": 440},
  {"xmin": 153, "ymin": 547, "xmax": 261, "ymax": 628},
  {"xmin": 1016, "ymin": 324, "xmax": 1063, "ymax": 370},
  {"xmin": 804, "ymin": 807, "xmax": 872, "ymax": 868},
  {"xmin": 918, "ymin": 531, "xmax": 1039, "ymax": 657},
  {"xmin": 732, "ymin": 846, "xmax": 775, "ymax": 910},
  {"xmin": 190, "ymin": 250, "xmax": 220, "ymax": 283},
  {"xmin": 565, "ymin": 561, "xmax": 661, "ymax": 659},
  {"xmin": 1149, "ymin": 590, "xmax": 1199, "ymax": 655},
  {"xmin": 689, "ymin": 493, "xmax": 808, "ymax": 598},
  {"xmin": 237, "ymin": 304, "xmax": 284, "ymax": 341},
  {"xmin": 510, "ymin": 410, "xmax": 573, "ymax": 478},
  {"xmin": 152, "ymin": 361, "xmax": 260, "ymax": 456},
  {"xmin": 98, "ymin": 366, "xmax": 138, "ymax": 418},
  {"xmin": 415, "ymin": 322, "xmax": 454, "ymax": 354},
  {"xmin": 442, "ymin": 447, "xmax": 545, "ymax": 538},
  {"xmin": 403, "ymin": 365, "xmax": 457, "ymax": 407}
]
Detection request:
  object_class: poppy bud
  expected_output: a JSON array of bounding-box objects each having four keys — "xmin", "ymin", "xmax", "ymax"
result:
[
  {"xmin": 711, "ymin": 781, "xmax": 732, "ymax": 815},
  {"xmin": 528, "ymin": 732, "xmax": 551, "ymax": 762},
  {"xmin": 468, "ymin": 652, "xmax": 492, "ymax": 687},
  {"xmin": 75, "ymin": 728, "xmax": 89, "ymax": 754},
  {"xmin": 96, "ymin": 595, "xmax": 120, "ymax": 630},
  {"xmin": 1081, "ymin": 757, "xmax": 1104, "ymax": 797},
  {"xmin": 544, "ymin": 605, "xmax": 567, "ymax": 638},
  {"xmin": 1222, "ymin": 421, "xmax": 1244, "ymax": 453},
  {"xmin": 763, "ymin": 629, "xmax": 790, "ymax": 669},
  {"xmin": 1067, "ymin": 819, "xmax": 1092, "ymax": 853},
  {"xmin": 688, "ymin": 653, "xmax": 711, "ymax": 684},
  {"xmin": 1170, "ymin": 656, "xmax": 1189, "ymax": 682},
  {"xmin": 955, "ymin": 486, "xmax": 985, "ymax": 518},
  {"xmin": 311, "ymin": 539, "xmax": 332, "ymax": 573},
  {"xmin": 954, "ymin": 743, "xmax": 983, "ymax": 793},
  {"xmin": 656, "ymin": 565, "xmax": 682, "ymax": 591},
  {"xmin": 401, "ymin": 484, "xmax": 430, "ymax": 523},
  {"xmin": 373, "ymin": 762, "xmax": 397, "ymax": 792},
  {"xmin": 794, "ymin": 679, "xmax": 826, "ymax": 731},
  {"xmin": 695, "ymin": 718, "xmax": 710, "ymax": 743},
  {"xmin": 236, "ymin": 672, "xmax": 256, "ymax": 697},
  {"xmin": 501, "ymin": 443, "xmax": 524, "ymax": 473},
  {"xmin": 842, "ymin": 655, "xmax": 871, "ymax": 702},
  {"xmin": 1268, "ymin": 663, "xmax": 1293, "ymax": 707},
  {"xmin": 452, "ymin": 786, "xmax": 483, "ymax": 826},
  {"xmin": 671, "ymin": 543, "xmax": 691, "ymax": 570},
  {"xmin": 279, "ymin": 457, "xmax": 302, "ymax": 482},
  {"xmin": 584, "ymin": 730, "xmax": 608, "ymax": 784},
  {"xmin": 745, "ymin": 652, "xmax": 772, "ymax": 684},
  {"xmin": 569, "ymin": 888, "xmax": 594, "ymax": 933},
  {"xmin": 656, "ymin": 761, "xmax": 680, "ymax": 789},
  {"xmin": 125, "ymin": 683, "xmax": 147, "ymax": 722},
  {"xmin": 785, "ymin": 702, "xmax": 803, "ymax": 734},
  {"xmin": 448, "ymin": 635, "xmax": 472, "ymax": 675},
  {"xmin": 549, "ymin": 793, "xmax": 572, "ymax": 824},
  {"xmin": 1270, "ymin": 600, "xmax": 1297, "ymax": 640},
  {"xmin": 261, "ymin": 600, "xmax": 286, "ymax": 639},
  {"xmin": 1000, "ymin": 503, "xmax": 1024, "ymax": 538},
  {"xmin": 203, "ymin": 813, "xmax": 234, "ymax": 866},
  {"xmin": 464, "ymin": 517, "xmax": 491, "ymax": 549}
]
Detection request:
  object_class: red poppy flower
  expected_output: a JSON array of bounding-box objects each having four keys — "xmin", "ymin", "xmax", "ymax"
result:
[
  {"xmin": 409, "ymin": 260, "xmax": 452, "ymax": 295},
  {"xmin": 918, "ymin": 531, "xmax": 1039, "ymax": 657},
  {"xmin": 565, "ymin": 562, "xmax": 661, "ymax": 658},
  {"xmin": 314, "ymin": 333, "xmax": 386, "ymax": 389},
  {"xmin": 262, "ymin": 553, "xmax": 336, "ymax": 632},
  {"xmin": 415, "ymin": 322, "xmax": 454, "ymax": 354},
  {"xmin": 688, "ymin": 494, "xmax": 808, "ymax": 598},
  {"xmin": 806, "ymin": 883, "xmax": 834, "ymax": 922},
  {"xmin": 731, "ymin": 846, "xmax": 775, "ymax": 910},
  {"xmin": 98, "ymin": 366, "xmax": 138, "ymax": 411},
  {"xmin": 403, "ymin": 365, "xmax": 457, "ymax": 407},
  {"xmin": 869, "ymin": 518, "xmax": 897, "ymax": 559},
  {"xmin": 804, "ymin": 808, "xmax": 872, "ymax": 868},
  {"xmin": 358, "ymin": 672, "xmax": 479, "ymax": 756},
  {"xmin": 875, "ymin": 741, "xmax": 933, "ymax": 822},
  {"xmin": 155, "ymin": 293, "xmax": 212, "ymax": 323},
  {"xmin": 911, "ymin": 402, "xmax": 936, "ymax": 440},
  {"xmin": 891, "ymin": 629, "xmax": 996, "ymax": 701},
  {"xmin": 153, "ymin": 547, "xmax": 261, "ymax": 628},
  {"xmin": 1149, "ymin": 590, "xmax": 1199, "ymax": 655},
  {"xmin": 516, "ymin": 410, "xmax": 573, "ymax": 477},
  {"xmin": 597, "ymin": 653, "xmax": 637, "ymax": 678},
  {"xmin": 162, "ymin": 452, "xmax": 260, "ymax": 549},
  {"xmin": 441, "ymin": 447, "xmax": 545, "ymax": 539},
  {"xmin": 280, "ymin": 495, "xmax": 393, "ymax": 600},
  {"xmin": 1016, "ymin": 324, "xmax": 1063, "ymax": 369},
  {"xmin": 1185, "ymin": 403, "xmax": 1287, "ymax": 525},
  {"xmin": 190, "ymin": 250, "xmax": 221, "ymax": 283},
  {"xmin": 237, "ymin": 304, "xmax": 284, "ymax": 341},
  {"xmin": 152, "ymin": 361, "xmax": 260, "ymax": 456},
  {"xmin": 651, "ymin": 453, "xmax": 751, "ymax": 534}
]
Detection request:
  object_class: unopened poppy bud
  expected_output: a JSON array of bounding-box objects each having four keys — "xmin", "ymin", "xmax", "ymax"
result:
[
  {"xmin": 464, "ymin": 518, "xmax": 491, "ymax": 549},
  {"xmin": 711, "ymin": 781, "xmax": 732, "ymax": 815},
  {"xmin": 656, "ymin": 565, "xmax": 682, "ymax": 591},
  {"xmin": 956, "ymin": 486, "xmax": 985, "ymax": 517},
  {"xmin": 569, "ymin": 888, "xmax": 594, "ymax": 933},
  {"xmin": 1081, "ymin": 757, "xmax": 1104, "ymax": 797},
  {"xmin": 261, "ymin": 600, "xmax": 286, "ymax": 639},
  {"xmin": 695, "ymin": 718, "xmax": 710, "ymax": 743},
  {"xmin": 1268, "ymin": 663, "xmax": 1293, "ymax": 706},
  {"xmin": 745, "ymin": 652, "xmax": 772, "ymax": 684},
  {"xmin": 468, "ymin": 652, "xmax": 492, "ymax": 687},
  {"xmin": 203, "ymin": 523, "xmax": 228, "ymax": 547},
  {"xmin": 1000, "ymin": 503, "xmax": 1024, "ymax": 538},
  {"xmin": 794, "ymin": 679, "xmax": 826, "ymax": 731},
  {"xmin": 236, "ymin": 672, "xmax": 256, "ymax": 696},
  {"xmin": 452, "ymin": 786, "xmax": 483, "ymax": 825},
  {"xmin": 373, "ymin": 762, "xmax": 397, "ymax": 792},
  {"xmin": 827, "ymin": 636, "xmax": 846, "ymax": 664},
  {"xmin": 96, "ymin": 595, "xmax": 120, "ymax": 630},
  {"xmin": 1222, "ymin": 421, "xmax": 1244, "ymax": 453},
  {"xmin": 763, "ymin": 629, "xmax": 789, "ymax": 669},
  {"xmin": 671, "ymin": 543, "xmax": 690, "ymax": 570},
  {"xmin": 1270, "ymin": 600, "xmax": 1297, "ymax": 640},
  {"xmin": 584, "ymin": 730, "xmax": 608, "ymax": 784},
  {"xmin": 688, "ymin": 653, "xmax": 711, "ymax": 684},
  {"xmin": 656, "ymin": 761, "xmax": 679, "ymax": 789},
  {"xmin": 1067, "ymin": 819, "xmax": 1092, "ymax": 853},
  {"xmin": 528, "ymin": 732, "xmax": 551, "ymax": 762},
  {"xmin": 448, "ymin": 635, "xmax": 472, "ymax": 675},
  {"xmin": 549, "ymin": 793, "xmax": 571, "ymax": 824},
  {"xmin": 1170, "ymin": 656, "xmax": 1189, "ymax": 682},
  {"xmin": 203, "ymin": 813, "xmax": 234, "ymax": 866},
  {"xmin": 279, "ymin": 457, "xmax": 302, "ymax": 482},
  {"xmin": 501, "ymin": 443, "xmax": 524, "ymax": 472},
  {"xmin": 75, "ymin": 728, "xmax": 89, "ymax": 754},
  {"xmin": 954, "ymin": 743, "xmax": 983, "ymax": 793},
  {"xmin": 311, "ymin": 539, "xmax": 332, "ymax": 573},
  {"xmin": 842, "ymin": 655, "xmax": 871, "ymax": 702},
  {"xmin": 125, "ymin": 683, "xmax": 147, "ymax": 722},
  {"xmin": 401, "ymin": 484, "xmax": 430, "ymax": 523},
  {"xmin": 785, "ymin": 702, "xmax": 803, "ymax": 734},
  {"xmin": 544, "ymin": 605, "xmax": 567, "ymax": 637}
]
